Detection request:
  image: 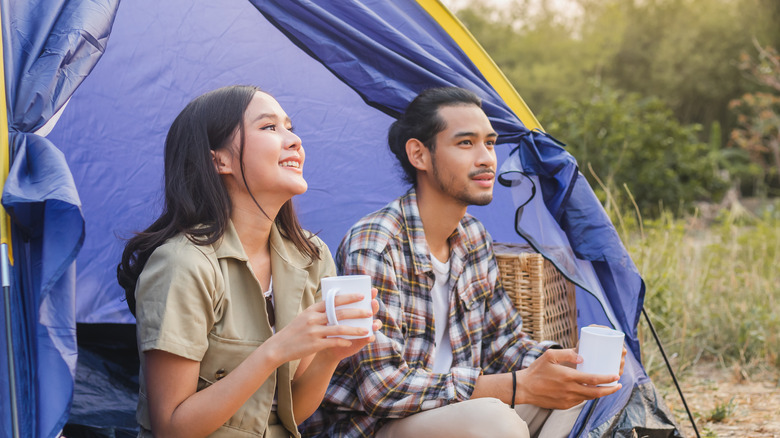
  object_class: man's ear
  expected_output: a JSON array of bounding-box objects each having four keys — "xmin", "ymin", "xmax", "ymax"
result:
[
  {"xmin": 405, "ymin": 138, "xmax": 431, "ymax": 172},
  {"xmin": 212, "ymin": 149, "xmax": 233, "ymax": 175}
]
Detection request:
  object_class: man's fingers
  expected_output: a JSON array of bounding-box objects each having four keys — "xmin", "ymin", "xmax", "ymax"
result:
[{"xmin": 544, "ymin": 348, "xmax": 581, "ymax": 365}]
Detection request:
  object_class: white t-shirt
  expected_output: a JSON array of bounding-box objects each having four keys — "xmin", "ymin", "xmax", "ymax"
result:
[
  {"xmin": 263, "ymin": 276, "xmax": 275, "ymax": 332},
  {"xmin": 430, "ymin": 253, "xmax": 453, "ymax": 374}
]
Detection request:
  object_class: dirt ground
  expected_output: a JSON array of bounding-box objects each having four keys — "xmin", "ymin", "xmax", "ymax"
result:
[{"xmin": 658, "ymin": 363, "xmax": 780, "ymax": 437}]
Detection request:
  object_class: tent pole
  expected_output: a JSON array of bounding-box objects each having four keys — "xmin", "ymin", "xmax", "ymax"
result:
[
  {"xmin": 2, "ymin": 243, "xmax": 19, "ymax": 438},
  {"xmin": 642, "ymin": 307, "xmax": 699, "ymax": 438}
]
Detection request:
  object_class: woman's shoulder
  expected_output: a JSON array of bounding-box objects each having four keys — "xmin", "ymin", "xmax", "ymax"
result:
[
  {"xmin": 302, "ymin": 230, "xmax": 329, "ymax": 251},
  {"xmin": 149, "ymin": 232, "xmax": 220, "ymax": 271},
  {"xmin": 294, "ymin": 230, "xmax": 335, "ymax": 273}
]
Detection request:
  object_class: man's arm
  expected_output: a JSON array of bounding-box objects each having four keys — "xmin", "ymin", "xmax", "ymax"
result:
[
  {"xmin": 479, "ymin": 257, "xmax": 561, "ymax": 375},
  {"xmin": 473, "ymin": 250, "xmax": 624, "ymax": 407}
]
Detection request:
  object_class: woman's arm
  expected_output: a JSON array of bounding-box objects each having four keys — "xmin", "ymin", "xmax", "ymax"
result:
[
  {"xmin": 144, "ymin": 344, "xmax": 282, "ymax": 438},
  {"xmin": 145, "ymin": 297, "xmax": 373, "ymax": 438},
  {"xmin": 289, "ymin": 292, "xmax": 381, "ymax": 423}
]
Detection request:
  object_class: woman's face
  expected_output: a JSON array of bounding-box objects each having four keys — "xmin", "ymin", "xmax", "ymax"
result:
[{"xmin": 219, "ymin": 92, "xmax": 307, "ymax": 207}]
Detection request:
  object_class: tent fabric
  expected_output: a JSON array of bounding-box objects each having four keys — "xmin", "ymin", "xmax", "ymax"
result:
[
  {"xmin": 252, "ymin": 0, "xmax": 537, "ymax": 144},
  {"xmin": 499, "ymin": 135, "xmax": 654, "ymax": 433},
  {"xmin": 1, "ymin": 0, "xmax": 681, "ymax": 436},
  {"xmin": 0, "ymin": 1, "xmax": 119, "ymax": 437},
  {"xmin": 499, "ymin": 137, "xmax": 645, "ymax": 355}
]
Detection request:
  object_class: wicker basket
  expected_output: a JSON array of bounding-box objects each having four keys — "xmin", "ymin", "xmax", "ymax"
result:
[{"xmin": 494, "ymin": 243, "xmax": 578, "ymax": 348}]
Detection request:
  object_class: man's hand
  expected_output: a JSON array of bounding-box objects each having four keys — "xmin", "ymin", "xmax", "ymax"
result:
[{"xmin": 514, "ymin": 348, "xmax": 622, "ymax": 410}]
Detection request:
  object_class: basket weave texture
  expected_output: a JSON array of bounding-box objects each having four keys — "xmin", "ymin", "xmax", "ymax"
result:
[{"xmin": 494, "ymin": 243, "xmax": 578, "ymax": 348}]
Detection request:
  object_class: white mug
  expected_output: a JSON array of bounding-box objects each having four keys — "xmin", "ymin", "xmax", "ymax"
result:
[
  {"xmin": 322, "ymin": 275, "xmax": 372, "ymax": 339},
  {"xmin": 576, "ymin": 326, "xmax": 625, "ymax": 386}
]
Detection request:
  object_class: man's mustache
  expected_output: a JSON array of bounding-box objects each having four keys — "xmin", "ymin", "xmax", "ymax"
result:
[{"xmin": 468, "ymin": 169, "xmax": 495, "ymax": 178}]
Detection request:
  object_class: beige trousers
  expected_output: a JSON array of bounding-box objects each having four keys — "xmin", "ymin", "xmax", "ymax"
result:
[{"xmin": 375, "ymin": 398, "xmax": 585, "ymax": 438}]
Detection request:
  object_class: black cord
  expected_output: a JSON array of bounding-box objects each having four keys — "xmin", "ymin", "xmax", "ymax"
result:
[
  {"xmin": 642, "ymin": 308, "xmax": 700, "ymax": 438},
  {"xmin": 510, "ymin": 370, "xmax": 517, "ymax": 409}
]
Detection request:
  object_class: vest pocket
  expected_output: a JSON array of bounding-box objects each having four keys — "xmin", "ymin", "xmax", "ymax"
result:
[{"xmin": 198, "ymin": 333, "xmax": 275, "ymax": 434}]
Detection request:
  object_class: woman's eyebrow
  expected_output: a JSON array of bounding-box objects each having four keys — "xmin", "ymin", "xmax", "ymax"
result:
[{"xmin": 250, "ymin": 113, "xmax": 292, "ymax": 125}]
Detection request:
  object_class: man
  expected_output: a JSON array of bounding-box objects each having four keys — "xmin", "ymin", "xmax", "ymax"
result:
[{"xmin": 302, "ymin": 87, "xmax": 623, "ymax": 438}]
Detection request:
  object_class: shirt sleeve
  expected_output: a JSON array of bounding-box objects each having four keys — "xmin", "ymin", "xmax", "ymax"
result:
[
  {"xmin": 334, "ymin": 246, "xmax": 482, "ymax": 418},
  {"xmin": 135, "ymin": 238, "xmax": 219, "ymax": 361},
  {"xmin": 480, "ymin": 252, "xmax": 560, "ymax": 374}
]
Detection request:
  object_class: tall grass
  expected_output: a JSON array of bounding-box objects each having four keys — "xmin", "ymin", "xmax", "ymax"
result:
[{"xmin": 602, "ymin": 185, "xmax": 780, "ymax": 380}]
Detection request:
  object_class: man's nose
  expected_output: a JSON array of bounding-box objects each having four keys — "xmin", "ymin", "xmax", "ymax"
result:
[{"xmin": 476, "ymin": 142, "xmax": 496, "ymax": 167}]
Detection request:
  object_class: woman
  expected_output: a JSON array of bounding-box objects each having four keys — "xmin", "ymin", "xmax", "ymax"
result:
[{"xmin": 117, "ymin": 85, "xmax": 379, "ymax": 438}]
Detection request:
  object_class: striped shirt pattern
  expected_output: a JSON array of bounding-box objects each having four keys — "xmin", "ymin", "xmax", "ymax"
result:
[{"xmin": 301, "ymin": 189, "xmax": 557, "ymax": 437}]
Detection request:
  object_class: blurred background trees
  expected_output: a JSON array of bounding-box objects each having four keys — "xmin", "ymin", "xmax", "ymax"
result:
[
  {"xmin": 449, "ymin": 0, "xmax": 780, "ymax": 216},
  {"xmin": 448, "ymin": 5, "xmax": 780, "ymax": 430}
]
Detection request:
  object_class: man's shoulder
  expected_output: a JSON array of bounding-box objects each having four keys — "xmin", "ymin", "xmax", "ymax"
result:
[
  {"xmin": 460, "ymin": 211, "xmax": 492, "ymax": 245},
  {"xmin": 340, "ymin": 197, "xmax": 406, "ymax": 255}
]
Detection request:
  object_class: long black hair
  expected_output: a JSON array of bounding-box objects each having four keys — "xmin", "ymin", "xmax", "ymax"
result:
[
  {"xmin": 387, "ymin": 87, "xmax": 482, "ymax": 185},
  {"xmin": 117, "ymin": 85, "xmax": 319, "ymax": 315}
]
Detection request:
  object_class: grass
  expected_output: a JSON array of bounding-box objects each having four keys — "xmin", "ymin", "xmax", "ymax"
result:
[
  {"xmin": 602, "ymin": 188, "xmax": 780, "ymax": 379},
  {"xmin": 706, "ymin": 398, "xmax": 737, "ymax": 423},
  {"xmin": 594, "ymin": 188, "xmax": 780, "ymax": 435}
]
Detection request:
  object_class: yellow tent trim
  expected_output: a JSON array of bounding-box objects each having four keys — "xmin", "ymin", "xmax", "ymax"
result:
[
  {"xmin": 0, "ymin": 3, "xmax": 13, "ymax": 262},
  {"xmin": 415, "ymin": 0, "xmax": 543, "ymax": 132}
]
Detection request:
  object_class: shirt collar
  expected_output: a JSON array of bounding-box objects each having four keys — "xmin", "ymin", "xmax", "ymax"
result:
[
  {"xmin": 214, "ymin": 220, "xmax": 313, "ymax": 269},
  {"xmin": 399, "ymin": 188, "xmax": 473, "ymax": 277}
]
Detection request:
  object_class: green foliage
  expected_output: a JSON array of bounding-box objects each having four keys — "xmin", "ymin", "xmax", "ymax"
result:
[
  {"xmin": 728, "ymin": 44, "xmax": 780, "ymax": 193},
  {"xmin": 540, "ymin": 87, "xmax": 728, "ymax": 215},
  {"xmin": 457, "ymin": 0, "xmax": 778, "ymax": 130},
  {"xmin": 454, "ymin": 0, "xmax": 780, "ymax": 201}
]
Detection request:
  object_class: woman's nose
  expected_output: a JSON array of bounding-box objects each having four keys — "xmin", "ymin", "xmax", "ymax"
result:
[{"xmin": 286, "ymin": 131, "xmax": 302, "ymax": 149}]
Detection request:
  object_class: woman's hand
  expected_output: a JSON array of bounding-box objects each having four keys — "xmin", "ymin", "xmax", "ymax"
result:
[
  {"xmin": 266, "ymin": 288, "xmax": 380, "ymax": 365},
  {"xmin": 317, "ymin": 288, "xmax": 382, "ymax": 363},
  {"xmin": 289, "ymin": 288, "xmax": 381, "ymax": 423}
]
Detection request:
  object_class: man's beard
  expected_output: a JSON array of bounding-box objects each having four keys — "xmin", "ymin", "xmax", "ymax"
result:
[{"xmin": 431, "ymin": 157, "xmax": 494, "ymax": 207}]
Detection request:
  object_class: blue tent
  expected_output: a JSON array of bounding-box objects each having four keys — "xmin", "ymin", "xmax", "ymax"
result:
[{"xmin": 0, "ymin": 1, "xmax": 681, "ymax": 436}]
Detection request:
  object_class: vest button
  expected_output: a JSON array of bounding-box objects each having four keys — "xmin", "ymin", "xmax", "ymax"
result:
[{"xmin": 215, "ymin": 368, "xmax": 227, "ymax": 380}]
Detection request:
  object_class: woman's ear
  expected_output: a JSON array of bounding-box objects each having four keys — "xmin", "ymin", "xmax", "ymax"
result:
[
  {"xmin": 211, "ymin": 149, "xmax": 233, "ymax": 175},
  {"xmin": 405, "ymin": 138, "xmax": 430, "ymax": 173}
]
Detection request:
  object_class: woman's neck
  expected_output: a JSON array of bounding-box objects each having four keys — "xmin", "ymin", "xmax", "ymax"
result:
[
  {"xmin": 230, "ymin": 204, "xmax": 276, "ymax": 291},
  {"xmin": 230, "ymin": 202, "xmax": 276, "ymax": 253}
]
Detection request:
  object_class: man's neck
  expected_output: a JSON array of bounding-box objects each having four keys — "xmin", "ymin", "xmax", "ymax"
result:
[{"xmin": 414, "ymin": 183, "xmax": 467, "ymax": 263}]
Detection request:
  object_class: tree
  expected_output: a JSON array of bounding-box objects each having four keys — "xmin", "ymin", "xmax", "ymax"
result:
[
  {"xmin": 540, "ymin": 87, "xmax": 728, "ymax": 215},
  {"xmin": 729, "ymin": 43, "xmax": 780, "ymax": 193},
  {"xmin": 455, "ymin": 0, "xmax": 779, "ymax": 147}
]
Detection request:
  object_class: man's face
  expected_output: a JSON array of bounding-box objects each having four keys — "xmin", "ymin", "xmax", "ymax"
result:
[{"xmin": 426, "ymin": 104, "xmax": 498, "ymax": 207}]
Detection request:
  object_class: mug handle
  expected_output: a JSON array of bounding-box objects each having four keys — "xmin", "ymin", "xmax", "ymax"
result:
[{"xmin": 325, "ymin": 288, "xmax": 341, "ymax": 325}]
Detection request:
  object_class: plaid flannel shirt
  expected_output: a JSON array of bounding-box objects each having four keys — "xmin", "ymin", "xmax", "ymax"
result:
[{"xmin": 301, "ymin": 189, "xmax": 558, "ymax": 438}]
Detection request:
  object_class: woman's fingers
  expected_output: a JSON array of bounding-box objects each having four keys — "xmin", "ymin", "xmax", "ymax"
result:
[
  {"xmin": 332, "ymin": 307, "xmax": 373, "ymax": 321},
  {"xmin": 332, "ymin": 293, "xmax": 367, "ymax": 306},
  {"xmin": 321, "ymin": 323, "xmax": 371, "ymax": 338}
]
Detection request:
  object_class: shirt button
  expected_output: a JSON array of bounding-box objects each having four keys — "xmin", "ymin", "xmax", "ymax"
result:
[{"xmin": 215, "ymin": 368, "xmax": 227, "ymax": 380}]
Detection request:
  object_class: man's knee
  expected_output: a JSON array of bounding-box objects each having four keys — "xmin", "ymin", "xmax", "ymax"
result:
[{"xmin": 455, "ymin": 398, "xmax": 530, "ymax": 438}]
